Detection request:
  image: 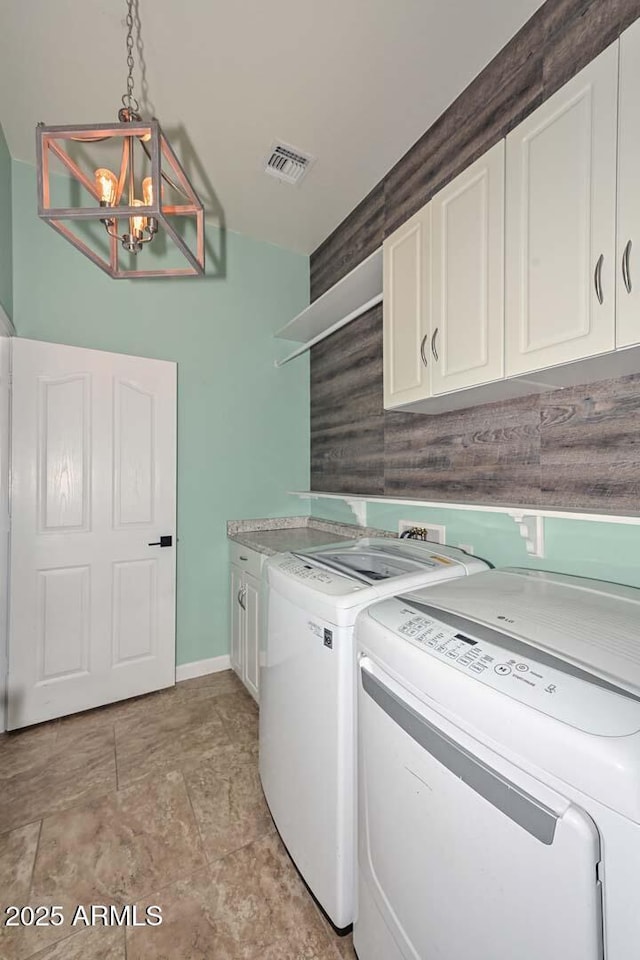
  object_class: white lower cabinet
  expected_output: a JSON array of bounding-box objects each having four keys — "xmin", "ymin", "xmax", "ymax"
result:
[
  {"xmin": 241, "ymin": 573, "xmax": 260, "ymax": 701},
  {"xmin": 230, "ymin": 563, "xmax": 244, "ymax": 676},
  {"xmin": 229, "ymin": 542, "xmax": 265, "ymax": 703}
]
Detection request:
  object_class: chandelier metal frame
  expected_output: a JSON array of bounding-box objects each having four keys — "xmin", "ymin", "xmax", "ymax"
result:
[{"xmin": 35, "ymin": 0, "xmax": 205, "ymax": 279}]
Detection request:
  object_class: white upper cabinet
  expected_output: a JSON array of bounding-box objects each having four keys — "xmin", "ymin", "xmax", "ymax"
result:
[
  {"xmin": 430, "ymin": 141, "xmax": 505, "ymax": 395},
  {"xmin": 505, "ymin": 42, "xmax": 619, "ymax": 377},
  {"xmin": 617, "ymin": 19, "xmax": 640, "ymax": 348},
  {"xmin": 383, "ymin": 205, "xmax": 431, "ymax": 408},
  {"xmin": 382, "ymin": 30, "xmax": 640, "ymax": 415}
]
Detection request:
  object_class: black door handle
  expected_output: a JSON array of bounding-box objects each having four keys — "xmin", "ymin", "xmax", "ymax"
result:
[{"xmin": 148, "ymin": 535, "xmax": 173, "ymax": 547}]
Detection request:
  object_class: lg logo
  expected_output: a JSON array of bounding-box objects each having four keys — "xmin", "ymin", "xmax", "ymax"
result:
[{"xmin": 497, "ymin": 615, "xmax": 515, "ymax": 624}]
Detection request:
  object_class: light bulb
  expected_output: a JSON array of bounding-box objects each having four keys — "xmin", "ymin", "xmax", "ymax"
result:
[
  {"xmin": 130, "ymin": 199, "xmax": 147, "ymax": 235},
  {"xmin": 95, "ymin": 168, "xmax": 117, "ymax": 206},
  {"xmin": 141, "ymin": 177, "xmax": 159, "ymax": 237},
  {"xmin": 142, "ymin": 176, "xmax": 153, "ymax": 206}
]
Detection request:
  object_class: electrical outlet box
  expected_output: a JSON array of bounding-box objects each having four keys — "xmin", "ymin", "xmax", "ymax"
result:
[{"xmin": 398, "ymin": 520, "xmax": 446, "ymax": 544}]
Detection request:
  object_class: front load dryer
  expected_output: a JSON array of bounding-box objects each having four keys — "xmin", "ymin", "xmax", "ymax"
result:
[
  {"xmin": 258, "ymin": 537, "xmax": 488, "ymax": 930},
  {"xmin": 355, "ymin": 568, "xmax": 640, "ymax": 960}
]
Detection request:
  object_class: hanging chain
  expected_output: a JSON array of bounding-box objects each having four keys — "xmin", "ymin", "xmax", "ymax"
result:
[
  {"xmin": 122, "ymin": 0, "xmax": 140, "ymax": 117},
  {"xmin": 117, "ymin": 0, "xmax": 190, "ymax": 200}
]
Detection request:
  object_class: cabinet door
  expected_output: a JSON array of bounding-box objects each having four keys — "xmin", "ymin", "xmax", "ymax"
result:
[
  {"xmin": 243, "ymin": 573, "xmax": 260, "ymax": 703},
  {"xmin": 383, "ymin": 204, "xmax": 431, "ymax": 408},
  {"xmin": 617, "ymin": 18, "xmax": 640, "ymax": 348},
  {"xmin": 430, "ymin": 141, "xmax": 505, "ymax": 394},
  {"xmin": 505, "ymin": 42, "xmax": 618, "ymax": 376},
  {"xmin": 230, "ymin": 562, "xmax": 244, "ymax": 678}
]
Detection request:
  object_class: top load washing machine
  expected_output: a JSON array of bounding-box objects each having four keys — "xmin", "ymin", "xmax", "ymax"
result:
[
  {"xmin": 355, "ymin": 567, "xmax": 640, "ymax": 960},
  {"xmin": 258, "ymin": 537, "xmax": 488, "ymax": 930}
]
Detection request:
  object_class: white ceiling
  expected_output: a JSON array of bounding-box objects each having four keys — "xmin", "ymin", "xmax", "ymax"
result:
[{"xmin": 0, "ymin": 0, "xmax": 545, "ymax": 254}]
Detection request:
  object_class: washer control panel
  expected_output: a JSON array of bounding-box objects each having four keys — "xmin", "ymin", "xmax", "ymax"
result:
[
  {"xmin": 368, "ymin": 604, "xmax": 640, "ymax": 736},
  {"xmin": 275, "ymin": 556, "xmax": 338, "ymax": 583},
  {"xmin": 269, "ymin": 553, "xmax": 368, "ymax": 597}
]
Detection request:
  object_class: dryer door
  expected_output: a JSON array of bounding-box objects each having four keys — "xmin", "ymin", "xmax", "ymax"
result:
[{"xmin": 357, "ymin": 658, "xmax": 604, "ymax": 960}]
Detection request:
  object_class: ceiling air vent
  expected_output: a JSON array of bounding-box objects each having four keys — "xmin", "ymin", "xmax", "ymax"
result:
[{"xmin": 264, "ymin": 141, "xmax": 314, "ymax": 185}]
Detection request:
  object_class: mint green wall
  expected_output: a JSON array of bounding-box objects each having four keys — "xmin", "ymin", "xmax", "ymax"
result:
[
  {"xmin": 310, "ymin": 498, "xmax": 640, "ymax": 589},
  {"xmin": 0, "ymin": 123, "xmax": 12, "ymax": 319},
  {"xmin": 12, "ymin": 159, "xmax": 309, "ymax": 665}
]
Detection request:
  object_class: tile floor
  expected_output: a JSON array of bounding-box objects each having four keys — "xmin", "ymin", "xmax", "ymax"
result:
[{"xmin": 0, "ymin": 671, "xmax": 356, "ymax": 960}]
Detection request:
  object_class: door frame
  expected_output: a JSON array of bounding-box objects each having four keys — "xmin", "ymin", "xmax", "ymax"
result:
[{"xmin": 0, "ymin": 305, "xmax": 15, "ymax": 733}]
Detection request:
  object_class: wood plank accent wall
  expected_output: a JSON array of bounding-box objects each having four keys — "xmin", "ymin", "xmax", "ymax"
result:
[{"xmin": 310, "ymin": 0, "xmax": 640, "ymax": 510}]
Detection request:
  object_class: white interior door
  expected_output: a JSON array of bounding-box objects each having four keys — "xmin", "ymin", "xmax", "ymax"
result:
[
  {"xmin": 8, "ymin": 338, "xmax": 177, "ymax": 730},
  {"xmin": 0, "ymin": 315, "xmax": 11, "ymax": 733}
]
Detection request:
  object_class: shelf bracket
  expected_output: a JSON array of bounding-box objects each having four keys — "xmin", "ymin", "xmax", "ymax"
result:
[
  {"xmin": 292, "ymin": 492, "xmax": 368, "ymax": 527},
  {"xmin": 509, "ymin": 512, "xmax": 545, "ymax": 558},
  {"xmin": 344, "ymin": 498, "xmax": 368, "ymax": 527}
]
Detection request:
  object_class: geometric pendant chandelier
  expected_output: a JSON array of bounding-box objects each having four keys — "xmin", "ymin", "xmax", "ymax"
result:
[{"xmin": 35, "ymin": 0, "xmax": 204, "ymax": 279}]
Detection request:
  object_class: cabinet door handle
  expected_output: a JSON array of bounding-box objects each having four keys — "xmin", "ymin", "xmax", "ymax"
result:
[
  {"xmin": 419, "ymin": 334, "xmax": 428, "ymax": 367},
  {"xmin": 431, "ymin": 327, "xmax": 439, "ymax": 362},
  {"xmin": 238, "ymin": 587, "xmax": 246, "ymax": 610},
  {"xmin": 239, "ymin": 555, "xmax": 248, "ymax": 561},
  {"xmin": 594, "ymin": 254, "xmax": 604, "ymax": 305},
  {"xmin": 622, "ymin": 239, "xmax": 633, "ymax": 294}
]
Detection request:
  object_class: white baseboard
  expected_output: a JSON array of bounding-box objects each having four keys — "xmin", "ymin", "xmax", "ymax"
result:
[{"xmin": 176, "ymin": 655, "xmax": 232, "ymax": 682}]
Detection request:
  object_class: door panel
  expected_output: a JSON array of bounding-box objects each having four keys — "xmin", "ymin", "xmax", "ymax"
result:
[
  {"xmin": 431, "ymin": 141, "xmax": 505, "ymax": 393},
  {"xmin": 39, "ymin": 374, "xmax": 90, "ymax": 531},
  {"xmin": 505, "ymin": 43, "xmax": 618, "ymax": 375},
  {"xmin": 230, "ymin": 563, "xmax": 243, "ymax": 675},
  {"xmin": 243, "ymin": 572, "xmax": 260, "ymax": 701},
  {"xmin": 617, "ymin": 18, "xmax": 640, "ymax": 348},
  {"xmin": 112, "ymin": 559, "xmax": 157, "ymax": 665},
  {"xmin": 383, "ymin": 205, "xmax": 430, "ymax": 408},
  {"xmin": 114, "ymin": 379, "xmax": 155, "ymax": 526},
  {"xmin": 9, "ymin": 338, "xmax": 176, "ymax": 729},
  {"xmin": 38, "ymin": 566, "xmax": 90, "ymax": 681}
]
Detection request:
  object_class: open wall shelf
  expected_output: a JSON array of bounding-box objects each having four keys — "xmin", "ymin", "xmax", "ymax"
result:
[
  {"xmin": 274, "ymin": 247, "xmax": 382, "ymax": 366},
  {"xmin": 288, "ymin": 490, "xmax": 640, "ymax": 559}
]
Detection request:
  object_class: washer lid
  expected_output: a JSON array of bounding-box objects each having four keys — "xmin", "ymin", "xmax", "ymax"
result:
[
  {"xmin": 402, "ymin": 568, "xmax": 640, "ymax": 698},
  {"xmin": 296, "ymin": 537, "xmax": 476, "ymax": 584}
]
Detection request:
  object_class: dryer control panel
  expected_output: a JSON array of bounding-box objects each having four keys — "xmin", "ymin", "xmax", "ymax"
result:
[{"xmin": 368, "ymin": 603, "xmax": 640, "ymax": 737}]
